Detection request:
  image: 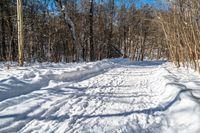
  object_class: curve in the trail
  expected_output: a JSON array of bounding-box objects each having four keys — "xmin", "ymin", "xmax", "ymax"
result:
[
  {"xmin": 0, "ymin": 60, "xmax": 173, "ymax": 133},
  {"xmin": 67, "ymin": 65, "xmax": 165, "ymax": 133}
]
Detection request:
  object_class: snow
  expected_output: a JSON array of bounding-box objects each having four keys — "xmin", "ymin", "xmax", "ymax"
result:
[{"xmin": 0, "ymin": 59, "xmax": 200, "ymax": 133}]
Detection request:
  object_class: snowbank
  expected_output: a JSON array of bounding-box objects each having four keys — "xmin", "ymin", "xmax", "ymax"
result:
[
  {"xmin": 0, "ymin": 59, "xmax": 199, "ymax": 132},
  {"xmin": 0, "ymin": 59, "xmax": 126, "ymax": 101}
]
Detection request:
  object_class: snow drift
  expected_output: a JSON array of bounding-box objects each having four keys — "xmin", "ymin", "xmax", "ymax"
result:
[{"xmin": 0, "ymin": 59, "xmax": 199, "ymax": 133}]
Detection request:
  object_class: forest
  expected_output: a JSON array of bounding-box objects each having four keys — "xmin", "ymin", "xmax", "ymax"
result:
[
  {"xmin": 0, "ymin": 0, "xmax": 200, "ymax": 71},
  {"xmin": 1, "ymin": 1, "xmax": 200, "ymax": 132}
]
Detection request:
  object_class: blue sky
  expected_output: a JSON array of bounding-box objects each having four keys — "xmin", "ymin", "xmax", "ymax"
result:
[
  {"xmin": 115, "ymin": 0, "xmax": 155, "ymax": 7},
  {"xmin": 136, "ymin": 0, "xmax": 156, "ymax": 7},
  {"xmin": 47, "ymin": 0, "xmax": 167, "ymax": 12},
  {"xmin": 115, "ymin": 0, "xmax": 167, "ymax": 9}
]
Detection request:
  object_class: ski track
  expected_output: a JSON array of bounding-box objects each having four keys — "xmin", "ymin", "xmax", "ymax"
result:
[{"xmin": 0, "ymin": 60, "xmax": 199, "ymax": 133}]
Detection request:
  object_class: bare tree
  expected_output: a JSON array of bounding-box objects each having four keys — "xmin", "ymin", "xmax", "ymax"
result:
[
  {"xmin": 55, "ymin": 0, "xmax": 79, "ymax": 61},
  {"xmin": 89, "ymin": 0, "xmax": 94, "ymax": 61}
]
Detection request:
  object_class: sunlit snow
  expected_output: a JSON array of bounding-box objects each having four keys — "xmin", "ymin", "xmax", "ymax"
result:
[{"xmin": 0, "ymin": 58, "xmax": 199, "ymax": 133}]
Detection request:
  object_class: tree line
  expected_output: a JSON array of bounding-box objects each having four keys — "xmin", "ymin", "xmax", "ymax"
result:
[
  {"xmin": 157, "ymin": 0, "xmax": 200, "ymax": 72},
  {"xmin": 0, "ymin": 0, "xmax": 200, "ymax": 72}
]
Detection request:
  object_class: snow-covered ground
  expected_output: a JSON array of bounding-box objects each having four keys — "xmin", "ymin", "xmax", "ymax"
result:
[{"xmin": 0, "ymin": 58, "xmax": 200, "ymax": 133}]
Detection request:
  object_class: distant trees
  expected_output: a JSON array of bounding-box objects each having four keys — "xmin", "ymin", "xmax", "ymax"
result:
[
  {"xmin": 115, "ymin": 3, "xmax": 167, "ymax": 61},
  {"xmin": 0, "ymin": 0, "xmax": 168, "ymax": 65},
  {"xmin": 0, "ymin": 0, "xmax": 168, "ymax": 64},
  {"xmin": 0, "ymin": 0, "xmax": 17, "ymax": 62},
  {"xmin": 55, "ymin": 0, "xmax": 79, "ymax": 62},
  {"xmin": 157, "ymin": 0, "xmax": 200, "ymax": 72},
  {"xmin": 2, "ymin": 0, "xmax": 200, "ymax": 72}
]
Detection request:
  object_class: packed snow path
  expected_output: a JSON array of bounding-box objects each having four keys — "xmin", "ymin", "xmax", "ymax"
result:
[{"xmin": 0, "ymin": 59, "xmax": 200, "ymax": 133}]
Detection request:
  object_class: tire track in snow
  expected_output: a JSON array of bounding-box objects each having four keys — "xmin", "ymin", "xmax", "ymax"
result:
[
  {"xmin": 67, "ymin": 65, "xmax": 162, "ymax": 132},
  {"xmin": 6, "ymin": 66, "xmax": 120, "ymax": 133},
  {"xmin": 0, "ymin": 60, "xmax": 167, "ymax": 133},
  {"xmin": 68, "ymin": 68, "xmax": 127, "ymax": 132}
]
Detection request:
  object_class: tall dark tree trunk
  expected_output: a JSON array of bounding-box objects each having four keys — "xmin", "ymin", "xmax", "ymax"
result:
[
  {"xmin": 7, "ymin": 9, "xmax": 16, "ymax": 61},
  {"xmin": 107, "ymin": 0, "xmax": 114, "ymax": 58},
  {"xmin": 123, "ymin": 25, "xmax": 127, "ymax": 58},
  {"xmin": 1, "ymin": 4, "xmax": 6, "ymax": 60},
  {"xmin": 140, "ymin": 32, "xmax": 147, "ymax": 61},
  {"xmin": 89, "ymin": 0, "xmax": 94, "ymax": 61}
]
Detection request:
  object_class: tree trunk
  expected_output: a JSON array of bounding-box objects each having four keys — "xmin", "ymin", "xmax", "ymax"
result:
[
  {"xmin": 107, "ymin": 0, "xmax": 114, "ymax": 58},
  {"xmin": 1, "ymin": 3, "xmax": 6, "ymax": 61},
  {"xmin": 55, "ymin": 0, "xmax": 79, "ymax": 61},
  {"xmin": 89, "ymin": 0, "xmax": 94, "ymax": 61},
  {"xmin": 17, "ymin": 0, "xmax": 24, "ymax": 66}
]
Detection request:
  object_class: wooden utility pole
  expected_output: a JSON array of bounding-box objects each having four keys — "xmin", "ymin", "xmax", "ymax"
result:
[{"xmin": 17, "ymin": 0, "xmax": 24, "ymax": 66}]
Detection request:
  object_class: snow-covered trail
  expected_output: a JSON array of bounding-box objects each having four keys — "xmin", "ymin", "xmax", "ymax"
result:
[{"xmin": 0, "ymin": 59, "xmax": 200, "ymax": 133}]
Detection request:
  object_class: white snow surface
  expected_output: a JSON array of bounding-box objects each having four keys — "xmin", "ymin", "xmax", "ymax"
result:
[{"xmin": 0, "ymin": 58, "xmax": 200, "ymax": 133}]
